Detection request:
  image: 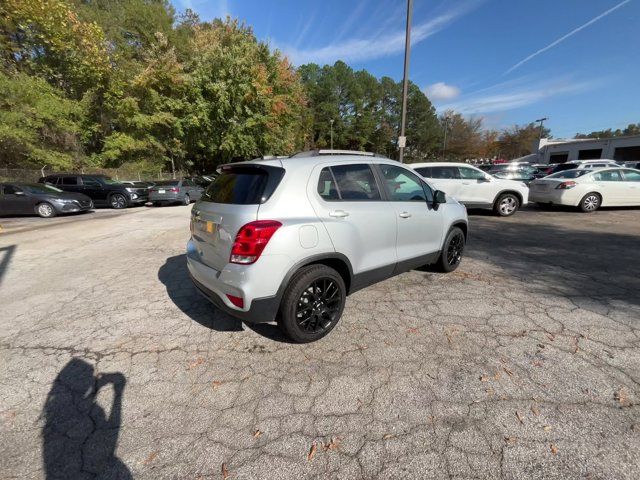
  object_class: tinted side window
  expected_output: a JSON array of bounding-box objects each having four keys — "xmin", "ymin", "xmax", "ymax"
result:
[
  {"xmin": 82, "ymin": 177, "xmax": 101, "ymax": 187},
  {"xmin": 592, "ymin": 170, "xmax": 622, "ymax": 182},
  {"xmin": 62, "ymin": 176, "xmax": 78, "ymax": 185},
  {"xmin": 431, "ymin": 166, "xmax": 461, "ymax": 179},
  {"xmin": 45, "ymin": 176, "xmax": 60, "ymax": 185},
  {"xmin": 330, "ymin": 164, "xmax": 381, "ymax": 201},
  {"xmin": 414, "ymin": 167, "xmax": 432, "ymax": 178},
  {"xmin": 378, "ymin": 164, "xmax": 428, "ymax": 202},
  {"xmin": 458, "ymin": 167, "xmax": 486, "ymax": 180},
  {"xmin": 317, "ymin": 168, "xmax": 340, "ymax": 200},
  {"xmin": 3, "ymin": 185, "xmax": 20, "ymax": 195},
  {"xmin": 622, "ymin": 170, "xmax": 640, "ymax": 181}
]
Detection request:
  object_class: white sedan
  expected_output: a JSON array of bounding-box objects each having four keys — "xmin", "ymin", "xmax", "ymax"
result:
[{"xmin": 529, "ymin": 167, "xmax": 640, "ymax": 212}]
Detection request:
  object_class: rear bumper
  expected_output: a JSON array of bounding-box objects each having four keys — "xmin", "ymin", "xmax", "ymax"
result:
[
  {"xmin": 189, "ymin": 273, "xmax": 280, "ymax": 324},
  {"xmin": 149, "ymin": 193, "xmax": 181, "ymax": 203},
  {"xmin": 530, "ymin": 189, "xmax": 578, "ymax": 206}
]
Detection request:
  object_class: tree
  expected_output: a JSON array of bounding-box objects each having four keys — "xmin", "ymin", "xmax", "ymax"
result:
[
  {"xmin": 0, "ymin": 70, "xmax": 84, "ymax": 169},
  {"xmin": 575, "ymin": 123, "xmax": 640, "ymax": 139},
  {"xmin": 497, "ymin": 123, "xmax": 550, "ymax": 159},
  {"xmin": 440, "ymin": 111, "xmax": 483, "ymax": 160}
]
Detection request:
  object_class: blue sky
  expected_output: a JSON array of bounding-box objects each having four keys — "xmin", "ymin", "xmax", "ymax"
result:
[{"xmin": 171, "ymin": 0, "xmax": 639, "ymax": 138}]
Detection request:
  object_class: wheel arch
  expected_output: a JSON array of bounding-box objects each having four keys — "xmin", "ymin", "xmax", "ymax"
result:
[
  {"xmin": 278, "ymin": 253, "xmax": 354, "ymax": 298},
  {"xmin": 492, "ymin": 189, "xmax": 523, "ymax": 207}
]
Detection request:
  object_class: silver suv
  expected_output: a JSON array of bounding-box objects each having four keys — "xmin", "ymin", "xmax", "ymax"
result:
[{"xmin": 187, "ymin": 151, "xmax": 469, "ymax": 342}]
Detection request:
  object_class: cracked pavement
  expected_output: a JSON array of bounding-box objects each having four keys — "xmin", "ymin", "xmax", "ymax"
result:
[{"xmin": 1, "ymin": 205, "xmax": 639, "ymax": 479}]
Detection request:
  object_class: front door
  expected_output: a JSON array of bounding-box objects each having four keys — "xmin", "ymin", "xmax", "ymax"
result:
[
  {"xmin": 375, "ymin": 164, "xmax": 444, "ymax": 266},
  {"xmin": 457, "ymin": 166, "xmax": 496, "ymax": 205},
  {"xmin": 591, "ymin": 169, "xmax": 625, "ymax": 205},
  {"xmin": 1, "ymin": 185, "xmax": 34, "ymax": 214},
  {"xmin": 620, "ymin": 169, "xmax": 640, "ymax": 204}
]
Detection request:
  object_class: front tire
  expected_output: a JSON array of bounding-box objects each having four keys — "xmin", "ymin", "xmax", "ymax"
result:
[
  {"xmin": 36, "ymin": 202, "xmax": 56, "ymax": 218},
  {"xmin": 436, "ymin": 227, "xmax": 465, "ymax": 273},
  {"xmin": 579, "ymin": 192, "xmax": 601, "ymax": 213},
  {"xmin": 278, "ymin": 265, "xmax": 346, "ymax": 343},
  {"xmin": 110, "ymin": 193, "xmax": 127, "ymax": 209},
  {"xmin": 494, "ymin": 193, "xmax": 520, "ymax": 217}
]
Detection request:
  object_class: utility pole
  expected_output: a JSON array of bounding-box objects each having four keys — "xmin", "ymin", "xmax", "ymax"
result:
[
  {"xmin": 535, "ymin": 117, "xmax": 548, "ymax": 144},
  {"xmin": 441, "ymin": 116, "xmax": 449, "ymax": 161},
  {"xmin": 398, "ymin": 0, "xmax": 413, "ymax": 163},
  {"xmin": 330, "ymin": 119, "xmax": 334, "ymax": 150}
]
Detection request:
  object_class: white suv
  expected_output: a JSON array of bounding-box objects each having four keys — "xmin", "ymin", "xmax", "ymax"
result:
[
  {"xmin": 187, "ymin": 151, "xmax": 469, "ymax": 342},
  {"xmin": 410, "ymin": 162, "xmax": 529, "ymax": 216}
]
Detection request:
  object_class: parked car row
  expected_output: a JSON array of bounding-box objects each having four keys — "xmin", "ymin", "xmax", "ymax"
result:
[{"xmin": 0, "ymin": 174, "xmax": 213, "ymax": 217}]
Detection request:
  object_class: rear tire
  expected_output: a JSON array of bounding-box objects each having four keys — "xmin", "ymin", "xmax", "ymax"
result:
[
  {"xmin": 494, "ymin": 193, "xmax": 520, "ymax": 217},
  {"xmin": 36, "ymin": 202, "xmax": 56, "ymax": 218},
  {"xmin": 579, "ymin": 192, "xmax": 601, "ymax": 213},
  {"xmin": 436, "ymin": 227, "xmax": 465, "ymax": 273},
  {"xmin": 278, "ymin": 265, "xmax": 346, "ymax": 343}
]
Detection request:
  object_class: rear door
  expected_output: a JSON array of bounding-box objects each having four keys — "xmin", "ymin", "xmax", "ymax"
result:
[
  {"xmin": 1, "ymin": 185, "xmax": 34, "ymax": 214},
  {"xmin": 79, "ymin": 176, "xmax": 104, "ymax": 202},
  {"xmin": 191, "ymin": 165, "xmax": 282, "ymax": 271},
  {"xmin": 457, "ymin": 166, "xmax": 495, "ymax": 204},
  {"xmin": 427, "ymin": 165, "xmax": 463, "ymax": 200},
  {"xmin": 591, "ymin": 169, "xmax": 625, "ymax": 205},
  {"xmin": 59, "ymin": 176, "xmax": 82, "ymax": 193},
  {"xmin": 376, "ymin": 164, "xmax": 444, "ymax": 265},
  {"xmin": 311, "ymin": 163, "xmax": 397, "ymax": 278}
]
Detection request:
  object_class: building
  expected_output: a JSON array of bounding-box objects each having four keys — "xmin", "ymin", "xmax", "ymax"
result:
[{"xmin": 536, "ymin": 135, "xmax": 640, "ymax": 164}]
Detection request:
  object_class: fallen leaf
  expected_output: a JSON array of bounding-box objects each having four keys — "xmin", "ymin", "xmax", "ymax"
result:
[
  {"xmin": 531, "ymin": 404, "xmax": 540, "ymax": 416},
  {"xmin": 383, "ymin": 433, "xmax": 396, "ymax": 440},
  {"xmin": 307, "ymin": 443, "xmax": 317, "ymax": 462},
  {"xmin": 221, "ymin": 462, "xmax": 229, "ymax": 479},
  {"xmin": 212, "ymin": 381, "xmax": 223, "ymax": 389},
  {"xmin": 142, "ymin": 451, "xmax": 158, "ymax": 465},
  {"xmin": 547, "ymin": 334, "xmax": 555, "ymax": 341},
  {"xmin": 188, "ymin": 357, "xmax": 204, "ymax": 369},
  {"xmin": 504, "ymin": 436, "xmax": 518, "ymax": 445},
  {"xmin": 503, "ymin": 367, "xmax": 514, "ymax": 377},
  {"xmin": 407, "ymin": 327, "xmax": 419, "ymax": 334},
  {"xmin": 543, "ymin": 425, "xmax": 552, "ymax": 432},
  {"xmin": 550, "ymin": 444, "xmax": 558, "ymax": 455},
  {"xmin": 322, "ymin": 437, "xmax": 342, "ymax": 451},
  {"xmin": 253, "ymin": 430, "xmax": 262, "ymax": 438},
  {"xmin": 614, "ymin": 387, "xmax": 630, "ymax": 407},
  {"xmin": 532, "ymin": 359, "xmax": 543, "ymax": 367},
  {"xmin": 479, "ymin": 375, "xmax": 489, "ymax": 382},
  {"xmin": 494, "ymin": 371, "xmax": 502, "ymax": 380},
  {"xmin": 427, "ymin": 415, "xmax": 435, "ymax": 424},
  {"xmin": 515, "ymin": 411, "xmax": 524, "ymax": 425}
]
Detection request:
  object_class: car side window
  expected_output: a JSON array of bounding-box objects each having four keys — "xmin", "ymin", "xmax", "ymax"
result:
[
  {"xmin": 592, "ymin": 170, "xmax": 623, "ymax": 182},
  {"xmin": 458, "ymin": 167, "xmax": 486, "ymax": 180},
  {"xmin": 414, "ymin": 167, "xmax": 432, "ymax": 178},
  {"xmin": 323, "ymin": 164, "xmax": 381, "ymax": 201},
  {"xmin": 430, "ymin": 166, "xmax": 461, "ymax": 179},
  {"xmin": 378, "ymin": 164, "xmax": 429, "ymax": 202},
  {"xmin": 317, "ymin": 168, "xmax": 340, "ymax": 200},
  {"xmin": 45, "ymin": 177, "xmax": 60, "ymax": 185},
  {"xmin": 62, "ymin": 176, "xmax": 78, "ymax": 185},
  {"xmin": 82, "ymin": 177, "xmax": 101, "ymax": 187},
  {"xmin": 622, "ymin": 169, "xmax": 640, "ymax": 181},
  {"xmin": 3, "ymin": 185, "xmax": 21, "ymax": 195}
]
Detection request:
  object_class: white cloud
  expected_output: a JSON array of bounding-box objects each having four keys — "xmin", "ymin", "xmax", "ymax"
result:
[
  {"xmin": 425, "ymin": 82, "xmax": 461, "ymax": 101},
  {"xmin": 281, "ymin": 1, "xmax": 481, "ymax": 65},
  {"xmin": 439, "ymin": 76, "xmax": 600, "ymax": 114},
  {"xmin": 505, "ymin": 0, "xmax": 631, "ymax": 75}
]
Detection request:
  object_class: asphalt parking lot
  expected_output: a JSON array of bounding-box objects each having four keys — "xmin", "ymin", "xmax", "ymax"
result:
[{"xmin": 1, "ymin": 205, "xmax": 639, "ymax": 479}]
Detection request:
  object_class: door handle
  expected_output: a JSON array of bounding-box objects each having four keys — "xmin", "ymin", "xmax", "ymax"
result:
[
  {"xmin": 329, "ymin": 210, "xmax": 349, "ymax": 218},
  {"xmin": 399, "ymin": 211, "xmax": 412, "ymax": 218}
]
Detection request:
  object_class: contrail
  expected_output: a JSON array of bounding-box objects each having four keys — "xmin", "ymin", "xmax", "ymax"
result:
[{"xmin": 505, "ymin": 0, "xmax": 632, "ymax": 74}]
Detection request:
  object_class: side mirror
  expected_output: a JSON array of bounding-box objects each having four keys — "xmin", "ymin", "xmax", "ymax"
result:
[
  {"xmin": 433, "ymin": 190, "xmax": 446, "ymax": 209},
  {"xmin": 14, "ymin": 190, "xmax": 25, "ymax": 196}
]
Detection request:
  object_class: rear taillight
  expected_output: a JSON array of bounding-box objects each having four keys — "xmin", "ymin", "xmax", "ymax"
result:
[
  {"xmin": 230, "ymin": 220, "xmax": 282, "ymax": 264},
  {"xmin": 170, "ymin": 187, "xmax": 179, "ymax": 192},
  {"xmin": 556, "ymin": 181, "xmax": 576, "ymax": 189}
]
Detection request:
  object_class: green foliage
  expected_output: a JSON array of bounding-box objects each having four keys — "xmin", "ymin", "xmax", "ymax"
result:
[
  {"xmin": 0, "ymin": 70, "xmax": 84, "ymax": 168},
  {"xmin": 575, "ymin": 123, "xmax": 640, "ymax": 139}
]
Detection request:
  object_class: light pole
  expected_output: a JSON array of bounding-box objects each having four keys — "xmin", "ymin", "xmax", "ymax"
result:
[
  {"xmin": 330, "ymin": 119, "xmax": 334, "ymax": 150},
  {"xmin": 535, "ymin": 117, "xmax": 548, "ymax": 144},
  {"xmin": 398, "ymin": 0, "xmax": 414, "ymax": 163}
]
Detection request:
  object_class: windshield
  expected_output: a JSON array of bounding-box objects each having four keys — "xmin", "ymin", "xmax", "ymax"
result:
[
  {"xmin": 23, "ymin": 184, "xmax": 63, "ymax": 193},
  {"xmin": 547, "ymin": 170, "xmax": 590, "ymax": 179},
  {"xmin": 154, "ymin": 180, "xmax": 179, "ymax": 186}
]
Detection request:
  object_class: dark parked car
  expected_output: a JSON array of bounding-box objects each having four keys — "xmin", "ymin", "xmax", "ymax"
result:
[
  {"xmin": 184, "ymin": 176, "xmax": 215, "ymax": 188},
  {"xmin": 0, "ymin": 183, "xmax": 93, "ymax": 218},
  {"xmin": 39, "ymin": 174, "xmax": 147, "ymax": 209},
  {"xmin": 148, "ymin": 179, "xmax": 204, "ymax": 206}
]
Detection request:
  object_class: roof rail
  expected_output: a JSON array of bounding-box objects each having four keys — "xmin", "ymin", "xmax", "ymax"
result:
[{"xmin": 290, "ymin": 149, "xmax": 387, "ymax": 158}]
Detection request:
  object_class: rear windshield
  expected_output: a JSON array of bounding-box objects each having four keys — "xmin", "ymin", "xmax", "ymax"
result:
[
  {"xmin": 547, "ymin": 170, "xmax": 590, "ymax": 179},
  {"xmin": 202, "ymin": 165, "xmax": 284, "ymax": 204},
  {"xmin": 155, "ymin": 180, "xmax": 179, "ymax": 186}
]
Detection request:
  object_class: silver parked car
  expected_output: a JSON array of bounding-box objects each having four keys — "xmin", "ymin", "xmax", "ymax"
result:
[
  {"xmin": 187, "ymin": 150, "xmax": 469, "ymax": 343},
  {"xmin": 149, "ymin": 179, "xmax": 204, "ymax": 206}
]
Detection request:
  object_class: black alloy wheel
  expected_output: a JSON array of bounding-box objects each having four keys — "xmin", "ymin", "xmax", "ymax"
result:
[
  {"xmin": 436, "ymin": 226, "xmax": 465, "ymax": 273},
  {"xmin": 295, "ymin": 278, "xmax": 342, "ymax": 334}
]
